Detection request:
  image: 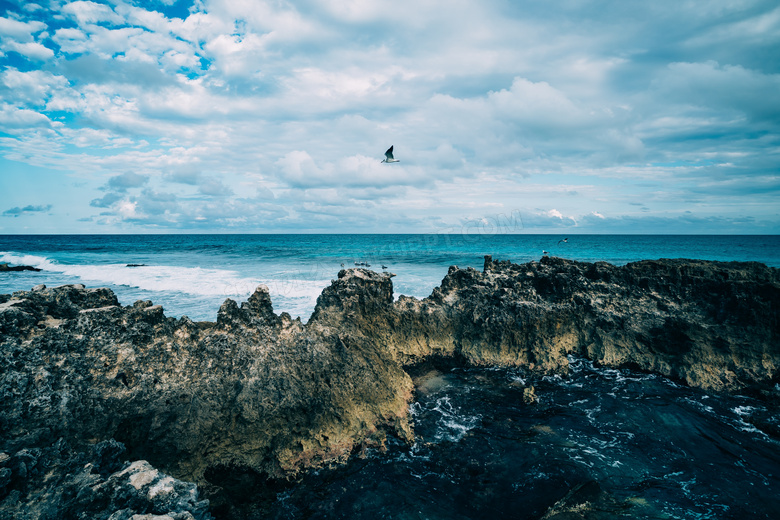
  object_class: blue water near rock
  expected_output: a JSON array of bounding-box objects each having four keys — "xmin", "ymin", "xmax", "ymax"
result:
[
  {"xmin": 2, "ymin": 234, "xmax": 779, "ymax": 322},
  {"xmin": 261, "ymin": 359, "xmax": 780, "ymax": 519}
]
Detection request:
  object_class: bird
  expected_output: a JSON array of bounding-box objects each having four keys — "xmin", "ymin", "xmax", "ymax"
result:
[
  {"xmin": 543, "ymin": 250, "xmax": 549, "ymax": 255},
  {"xmin": 381, "ymin": 265, "xmax": 388, "ymax": 270},
  {"xmin": 381, "ymin": 145, "xmax": 399, "ymax": 163},
  {"xmin": 557, "ymin": 238, "xmax": 569, "ymax": 245}
]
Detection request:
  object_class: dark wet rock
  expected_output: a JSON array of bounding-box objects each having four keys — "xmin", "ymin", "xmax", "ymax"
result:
[
  {"xmin": 1, "ymin": 257, "xmax": 778, "ymax": 518},
  {"xmin": 0, "ymin": 263, "xmax": 41, "ymax": 272},
  {"xmin": 467, "ymin": 256, "xmax": 780, "ymax": 393},
  {"xmin": 540, "ymin": 480, "xmax": 632, "ymax": 519},
  {"xmin": 0, "ymin": 439, "xmax": 212, "ymax": 519}
]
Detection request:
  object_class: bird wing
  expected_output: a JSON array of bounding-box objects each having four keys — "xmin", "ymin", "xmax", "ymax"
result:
[{"xmin": 385, "ymin": 145, "xmax": 394, "ymax": 160}]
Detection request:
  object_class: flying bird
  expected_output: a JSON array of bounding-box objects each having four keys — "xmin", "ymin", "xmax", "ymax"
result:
[
  {"xmin": 557, "ymin": 238, "xmax": 569, "ymax": 245},
  {"xmin": 381, "ymin": 145, "xmax": 399, "ymax": 163}
]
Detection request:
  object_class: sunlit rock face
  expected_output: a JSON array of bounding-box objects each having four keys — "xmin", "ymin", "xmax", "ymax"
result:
[{"xmin": 0, "ymin": 277, "xmax": 414, "ymax": 487}]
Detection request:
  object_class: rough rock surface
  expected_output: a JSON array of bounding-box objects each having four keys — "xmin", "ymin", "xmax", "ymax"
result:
[
  {"xmin": 0, "ymin": 263, "xmax": 41, "ymax": 272},
  {"xmin": 1, "ymin": 257, "xmax": 779, "ymax": 518},
  {"xmin": 0, "ymin": 439, "xmax": 212, "ymax": 520},
  {"xmin": 1, "ymin": 277, "xmax": 414, "ymax": 516},
  {"xmin": 396, "ymin": 255, "xmax": 779, "ymax": 394}
]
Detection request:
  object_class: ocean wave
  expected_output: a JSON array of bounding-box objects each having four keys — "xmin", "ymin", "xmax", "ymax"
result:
[
  {"xmin": 431, "ymin": 396, "xmax": 482, "ymax": 443},
  {"xmin": 0, "ymin": 251, "xmax": 331, "ymax": 307}
]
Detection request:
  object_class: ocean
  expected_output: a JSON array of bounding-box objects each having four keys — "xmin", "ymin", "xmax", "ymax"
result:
[
  {"xmin": 2, "ymin": 233, "xmax": 780, "ymax": 519},
  {"xmin": 2, "ymin": 234, "xmax": 779, "ymax": 322}
]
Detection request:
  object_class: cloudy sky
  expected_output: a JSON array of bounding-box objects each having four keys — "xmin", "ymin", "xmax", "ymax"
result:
[{"xmin": 0, "ymin": 0, "xmax": 778, "ymax": 234}]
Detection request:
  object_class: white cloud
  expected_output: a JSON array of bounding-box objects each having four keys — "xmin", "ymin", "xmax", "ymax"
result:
[
  {"xmin": 1, "ymin": 69, "xmax": 69, "ymax": 105},
  {"xmin": 280, "ymin": 67, "xmax": 401, "ymax": 109},
  {"xmin": 203, "ymin": 32, "xmax": 267, "ymax": 77},
  {"xmin": 116, "ymin": 199, "xmax": 140, "ymax": 219},
  {"xmin": 2, "ymin": 40, "xmax": 54, "ymax": 60},
  {"xmin": 52, "ymin": 27, "xmax": 90, "ymax": 53},
  {"xmin": 206, "ymin": 0, "xmax": 322, "ymax": 42},
  {"xmin": 276, "ymin": 150, "xmax": 432, "ymax": 189},
  {"xmin": 0, "ymin": 104, "xmax": 51, "ymax": 129},
  {"xmin": 0, "ymin": 16, "xmax": 46, "ymax": 40},
  {"xmin": 0, "ymin": 0, "xmax": 778, "ymax": 233},
  {"xmin": 62, "ymin": 1, "xmax": 124, "ymax": 26}
]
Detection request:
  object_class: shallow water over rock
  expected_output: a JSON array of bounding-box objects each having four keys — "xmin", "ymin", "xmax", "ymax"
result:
[{"xmin": 216, "ymin": 357, "xmax": 780, "ymax": 519}]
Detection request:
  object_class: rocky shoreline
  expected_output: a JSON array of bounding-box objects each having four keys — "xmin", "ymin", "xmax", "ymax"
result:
[{"xmin": 1, "ymin": 256, "xmax": 778, "ymax": 518}]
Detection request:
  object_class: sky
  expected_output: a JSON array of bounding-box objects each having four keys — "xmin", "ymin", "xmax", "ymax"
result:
[{"xmin": 0, "ymin": 0, "xmax": 778, "ymax": 234}]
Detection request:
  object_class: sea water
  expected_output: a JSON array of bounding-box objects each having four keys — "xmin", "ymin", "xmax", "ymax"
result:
[
  {"xmin": 249, "ymin": 359, "xmax": 780, "ymax": 520},
  {"xmin": 2, "ymin": 234, "xmax": 779, "ymax": 322}
]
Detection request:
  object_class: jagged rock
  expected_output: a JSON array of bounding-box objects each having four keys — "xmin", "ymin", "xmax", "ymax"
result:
[
  {"xmin": 1, "ymin": 279, "xmax": 414, "ymax": 487},
  {"xmin": 1, "ymin": 257, "xmax": 778, "ymax": 518},
  {"xmin": 540, "ymin": 480, "xmax": 631, "ymax": 519},
  {"xmin": 0, "ymin": 263, "xmax": 41, "ymax": 272},
  {"xmin": 467, "ymin": 256, "xmax": 780, "ymax": 393},
  {"xmin": 0, "ymin": 439, "xmax": 212, "ymax": 519}
]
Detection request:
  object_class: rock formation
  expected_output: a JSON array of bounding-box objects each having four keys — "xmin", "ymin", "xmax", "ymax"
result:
[
  {"xmin": 1, "ymin": 257, "xmax": 778, "ymax": 517},
  {"xmin": 0, "ymin": 263, "xmax": 41, "ymax": 272},
  {"xmin": 0, "ymin": 439, "xmax": 213, "ymax": 520},
  {"xmin": 402, "ymin": 255, "xmax": 780, "ymax": 394}
]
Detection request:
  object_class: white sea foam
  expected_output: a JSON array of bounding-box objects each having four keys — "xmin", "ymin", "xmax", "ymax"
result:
[
  {"xmin": 0, "ymin": 251, "xmax": 331, "ymax": 315},
  {"xmin": 729, "ymin": 405, "xmax": 769, "ymax": 436},
  {"xmin": 0, "ymin": 252, "xmax": 53, "ymax": 270},
  {"xmin": 431, "ymin": 396, "xmax": 481, "ymax": 443},
  {"xmin": 0, "ymin": 252, "xmax": 256, "ymax": 297},
  {"xmin": 732, "ymin": 405, "xmax": 757, "ymax": 417}
]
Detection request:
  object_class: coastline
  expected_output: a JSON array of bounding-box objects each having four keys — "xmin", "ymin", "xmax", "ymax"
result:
[
  {"xmin": 1, "ymin": 255, "xmax": 779, "ymax": 518},
  {"xmin": 3, "ymin": 234, "xmax": 780, "ymax": 325}
]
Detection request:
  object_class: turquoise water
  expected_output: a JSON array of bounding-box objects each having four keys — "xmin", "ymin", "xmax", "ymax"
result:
[{"xmin": 1, "ymin": 234, "xmax": 779, "ymax": 321}]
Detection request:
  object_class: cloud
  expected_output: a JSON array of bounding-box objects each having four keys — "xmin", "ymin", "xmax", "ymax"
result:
[
  {"xmin": 107, "ymin": 171, "xmax": 149, "ymax": 191},
  {"xmin": 0, "ymin": 0, "xmax": 778, "ymax": 233},
  {"xmin": 62, "ymin": 1, "xmax": 124, "ymax": 26},
  {"xmin": 1, "ymin": 69, "xmax": 69, "ymax": 105},
  {"xmin": 3, "ymin": 204, "xmax": 52, "ymax": 217},
  {"xmin": 166, "ymin": 168, "xmax": 202, "ymax": 185},
  {"xmin": 1, "ymin": 41, "xmax": 54, "ymax": 61},
  {"xmin": 0, "ymin": 16, "xmax": 46, "ymax": 40},
  {"xmin": 198, "ymin": 178, "xmax": 233, "ymax": 197},
  {"xmin": 0, "ymin": 103, "xmax": 52, "ymax": 130},
  {"xmin": 136, "ymin": 188, "xmax": 180, "ymax": 215},
  {"xmin": 276, "ymin": 150, "xmax": 435, "ymax": 189},
  {"xmin": 651, "ymin": 61, "xmax": 780, "ymax": 122},
  {"xmin": 90, "ymin": 192, "xmax": 123, "ymax": 208}
]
